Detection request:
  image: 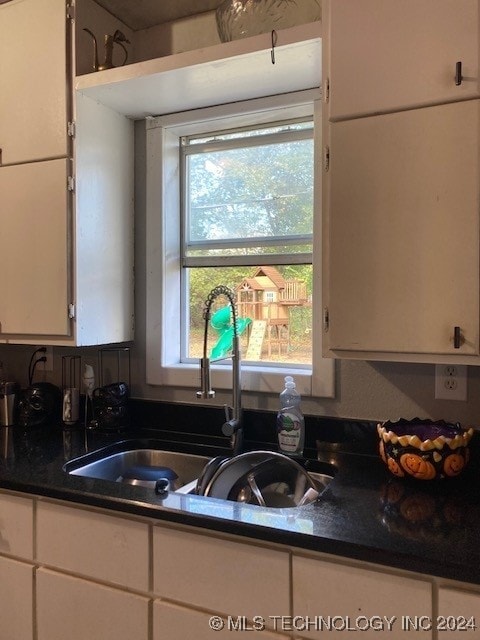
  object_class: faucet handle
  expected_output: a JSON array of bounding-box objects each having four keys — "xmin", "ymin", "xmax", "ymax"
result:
[
  {"xmin": 222, "ymin": 418, "xmax": 239, "ymax": 437},
  {"xmin": 222, "ymin": 405, "xmax": 240, "ymax": 436},
  {"xmin": 223, "ymin": 404, "xmax": 231, "ymax": 423}
]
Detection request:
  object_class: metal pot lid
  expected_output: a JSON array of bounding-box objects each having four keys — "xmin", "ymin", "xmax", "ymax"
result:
[
  {"xmin": 201, "ymin": 450, "xmax": 318, "ymax": 508},
  {"xmin": 195, "ymin": 455, "xmax": 230, "ymax": 496}
]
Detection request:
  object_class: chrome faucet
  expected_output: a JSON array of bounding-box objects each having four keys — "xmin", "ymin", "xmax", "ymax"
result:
[{"xmin": 196, "ymin": 286, "xmax": 243, "ymax": 455}]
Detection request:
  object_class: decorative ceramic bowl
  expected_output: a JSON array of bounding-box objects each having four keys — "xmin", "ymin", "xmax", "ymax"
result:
[{"xmin": 377, "ymin": 418, "xmax": 474, "ymax": 480}]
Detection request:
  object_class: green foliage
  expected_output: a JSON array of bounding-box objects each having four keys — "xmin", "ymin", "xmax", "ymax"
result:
[{"xmin": 187, "ymin": 138, "xmax": 313, "ymax": 243}]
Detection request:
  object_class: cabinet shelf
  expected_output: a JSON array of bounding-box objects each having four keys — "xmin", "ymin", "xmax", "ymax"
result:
[{"xmin": 75, "ymin": 22, "xmax": 322, "ymax": 118}]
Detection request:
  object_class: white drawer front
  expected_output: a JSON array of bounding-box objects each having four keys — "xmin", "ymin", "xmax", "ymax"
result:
[
  {"xmin": 153, "ymin": 526, "xmax": 289, "ymax": 621},
  {"xmin": 0, "ymin": 556, "xmax": 34, "ymax": 640},
  {"xmin": 293, "ymin": 556, "xmax": 432, "ymax": 639},
  {"xmin": 37, "ymin": 568, "xmax": 149, "ymax": 640},
  {"xmin": 153, "ymin": 599, "xmax": 290, "ymax": 640},
  {"xmin": 438, "ymin": 587, "xmax": 480, "ymax": 639},
  {"xmin": 36, "ymin": 501, "xmax": 149, "ymax": 590},
  {"xmin": 0, "ymin": 492, "xmax": 33, "ymax": 559}
]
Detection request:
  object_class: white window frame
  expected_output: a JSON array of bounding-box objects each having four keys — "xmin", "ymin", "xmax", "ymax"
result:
[{"xmin": 145, "ymin": 90, "xmax": 334, "ymax": 398}]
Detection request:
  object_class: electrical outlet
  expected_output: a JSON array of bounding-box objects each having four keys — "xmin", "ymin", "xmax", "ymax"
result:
[
  {"xmin": 434, "ymin": 364, "xmax": 467, "ymax": 401},
  {"xmin": 36, "ymin": 346, "xmax": 54, "ymax": 372}
]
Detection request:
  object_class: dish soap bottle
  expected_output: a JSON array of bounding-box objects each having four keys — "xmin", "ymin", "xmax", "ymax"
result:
[{"xmin": 277, "ymin": 376, "xmax": 305, "ymax": 457}]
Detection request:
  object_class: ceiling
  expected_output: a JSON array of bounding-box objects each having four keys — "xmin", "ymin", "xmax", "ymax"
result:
[{"xmin": 94, "ymin": 0, "xmax": 224, "ymax": 30}]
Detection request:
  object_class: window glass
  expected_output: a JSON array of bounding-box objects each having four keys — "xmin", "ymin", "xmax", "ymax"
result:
[
  {"xmin": 185, "ymin": 265, "xmax": 312, "ymax": 366},
  {"xmin": 182, "ymin": 120, "xmax": 313, "ymax": 367}
]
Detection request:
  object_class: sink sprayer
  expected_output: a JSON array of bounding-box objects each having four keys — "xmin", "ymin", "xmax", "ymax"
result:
[{"xmin": 196, "ymin": 286, "xmax": 244, "ymax": 455}]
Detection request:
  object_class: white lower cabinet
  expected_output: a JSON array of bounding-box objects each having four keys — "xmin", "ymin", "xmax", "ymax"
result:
[
  {"xmin": 152, "ymin": 526, "xmax": 290, "ymax": 626},
  {"xmin": 36, "ymin": 568, "xmax": 149, "ymax": 640},
  {"xmin": 153, "ymin": 599, "xmax": 289, "ymax": 640},
  {"xmin": 438, "ymin": 586, "xmax": 480, "ymax": 639},
  {"xmin": 0, "ymin": 556, "xmax": 34, "ymax": 640},
  {"xmin": 292, "ymin": 555, "xmax": 433, "ymax": 639},
  {"xmin": 4, "ymin": 490, "xmax": 480, "ymax": 640},
  {"xmin": 36, "ymin": 500, "xmax": 149, "ymax": 591},
  {"xmin": 0, "ymin": 492, "xmax": 33, "ymax": 559}
]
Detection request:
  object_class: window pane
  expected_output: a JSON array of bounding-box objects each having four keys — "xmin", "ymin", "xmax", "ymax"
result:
[
  {"xmin": 186, "ymin": 265, "xmax": 312, "ymax": 366},
  {"xmin": 185, "ymin": 138, "xmax": 314, "ymax": 248}
]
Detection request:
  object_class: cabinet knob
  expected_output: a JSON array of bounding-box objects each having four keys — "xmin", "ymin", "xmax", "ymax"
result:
[{"xmin": 455, "ymin": 61, "xmax": 463, "ymax": 86}]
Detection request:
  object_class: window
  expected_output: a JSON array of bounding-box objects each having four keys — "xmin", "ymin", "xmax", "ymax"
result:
[
  {"xmin": 181, "ymin": 119, "xmax": 313, "ymax": 367},
  {"xmin": 146, "ymin": 92, "xmax": 334, "ymax": 398}
]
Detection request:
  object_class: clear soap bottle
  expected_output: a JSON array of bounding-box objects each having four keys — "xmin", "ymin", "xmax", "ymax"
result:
[{"xmin": 277, "ymin": 376, "xmax": 305, "ymax": 457}]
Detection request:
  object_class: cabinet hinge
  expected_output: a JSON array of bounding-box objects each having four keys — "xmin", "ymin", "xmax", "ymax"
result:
[
  {"xmin": 324, "ymin": 78, "xmax": 330, "ymax": 103},
  {"xmin": 66, "ymin": 4, "xmax": 75, "ymax": 20},
  {"xmin": 67, "ymin": 121, "xmax": 76, "ymax": 138},
  {"xmin": 67, "ymin": 176, "xmax": 75, "ymax": 192},
  {"xmin": 323, "ymin": 307, "xmax": 329, "ymax": 332},
  {"xmin": 323, "ymin": 146, "xmax": 330, "ymax": 172},
  {"xmin": 68, "ymin": 304, "xmax": 76, "ymax": 320}
]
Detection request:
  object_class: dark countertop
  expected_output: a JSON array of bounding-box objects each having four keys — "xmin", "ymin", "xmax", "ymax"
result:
[{"xmin": 1, "ymin": 400, "xmax": 479, "ymax": 586}]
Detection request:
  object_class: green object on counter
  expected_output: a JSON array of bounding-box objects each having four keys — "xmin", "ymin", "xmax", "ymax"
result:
[{"xmin": 210, "ymin": 306, "xmax": 251, "ymax": 359}]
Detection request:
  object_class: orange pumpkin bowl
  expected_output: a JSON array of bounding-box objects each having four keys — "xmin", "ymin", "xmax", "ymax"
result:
[{"xmin": 377, "ymin": 419, "xmax": 474, "ymax": 481}]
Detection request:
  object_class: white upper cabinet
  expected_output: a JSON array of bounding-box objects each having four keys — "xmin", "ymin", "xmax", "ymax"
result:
[
  {"xmin": 0, "ymin": 159, "xmax": 70, "ymax": 337},
  {"xmin": 323, "ymin": 100, "xmax": 480, "ymax": 358},
  {"xmin": 324, "ymin": 0, "xmax": 480, "ymax": 121},
  {"xmin": 0, "ymin": 0, "xmax": 69, "ymax": 165},
  {"xmin": 0, "ymin": 0, "xmax": 134, "ymax": 345}
]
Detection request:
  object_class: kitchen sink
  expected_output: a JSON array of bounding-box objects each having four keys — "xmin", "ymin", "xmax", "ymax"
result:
[
  {"xmin": 64, "ymin": 441, "xmax": 335, "ymax": 508},
  {"xmin": 63, "ymin": 440, "xmax": 212, "ymax": 492}
]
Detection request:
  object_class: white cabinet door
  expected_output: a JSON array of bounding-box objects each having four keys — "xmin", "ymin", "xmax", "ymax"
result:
[
  {"xmin": 324, "ymin": 0, "xmax": 480, "ymax": 121},
  {"xmin": 0, "ymin": 492, "xmax": 33, "ymax": 559},
  {"xmin": 0, "ymin": 159, "xmax": 70, "ymax": 336},
  {"xmin": 323, "ymin": 100, "xmax": 480, "ymax": 357},
  {"xmin": 37, "ymin": 569, "xmax": 149, "ymax": 640},
  {"xmin": 0, "ymin": 0, "xmax": 68, "ymax": 165},
  {"xmin": 293, "ymin": 555, "xmax": 433, "ymax": 640},
  {"xmin": 153, "ymin": 600, "xmax": 289, "ymax": 640},
  {"xmin": 152, "ymin": 526, "xmax": 290, "ymax": 625},
  {"xmin": 438, "ymin": 587, "xmax": 480, "ymax": 638},
  {"xmin": 0, "ymin": 557, "xmax": 34, "ymax": 640},
  {"xmin": 36, "ymin": 501, "xmax": 149, "ymax": 591}
]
